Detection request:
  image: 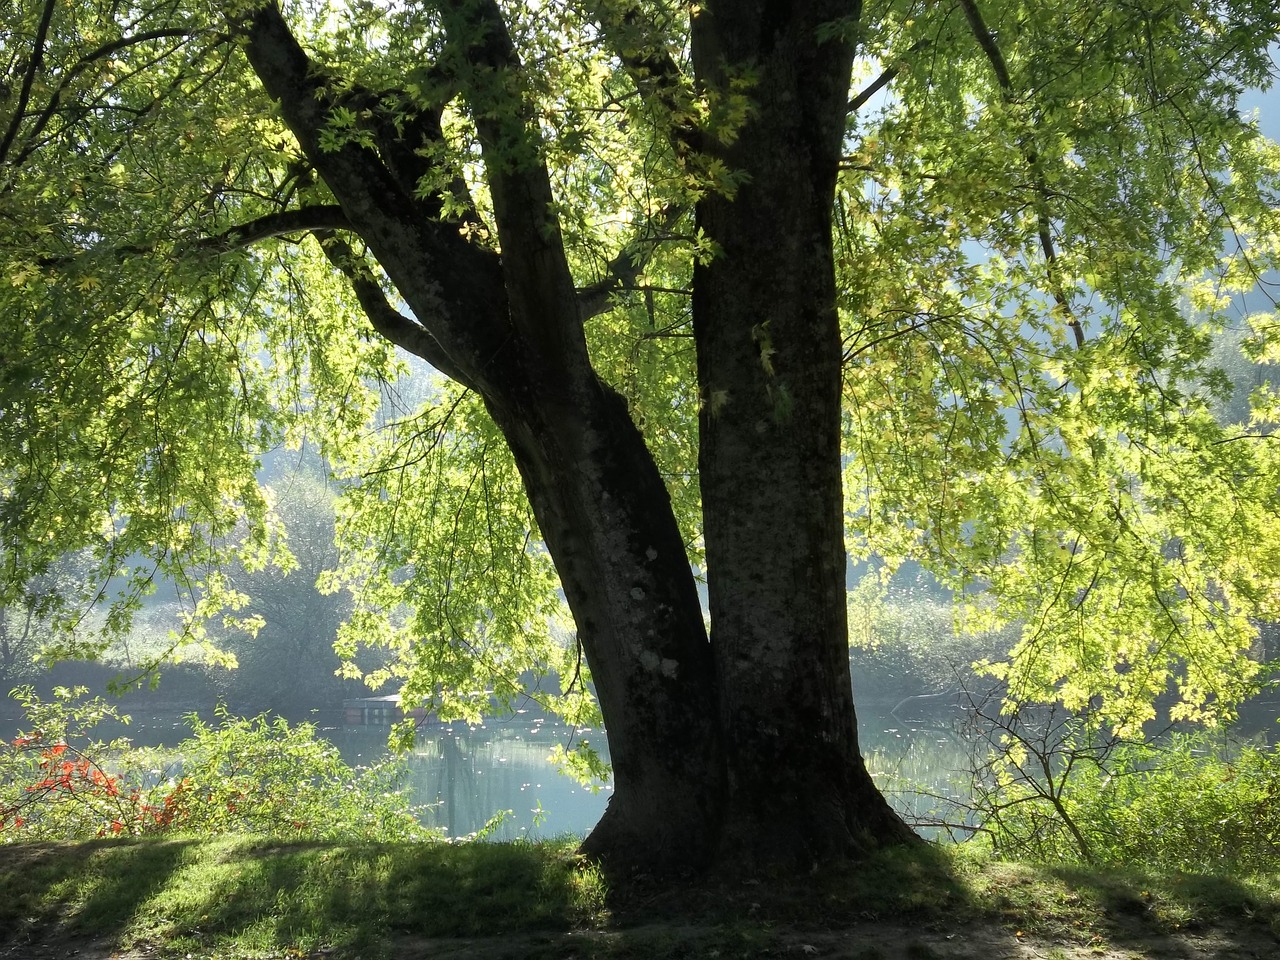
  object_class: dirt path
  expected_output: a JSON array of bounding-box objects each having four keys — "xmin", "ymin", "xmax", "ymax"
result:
[{"xmin": 4, "ymin": 916, "xmax": 1278, "ymax": 960}]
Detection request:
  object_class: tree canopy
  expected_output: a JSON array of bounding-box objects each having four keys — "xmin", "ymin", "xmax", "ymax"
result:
[{"xmin": 2, "ymin": 0, "xmax": 1279, "ymax": 868}]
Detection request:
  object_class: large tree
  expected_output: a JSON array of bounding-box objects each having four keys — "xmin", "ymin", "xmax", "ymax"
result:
[{"xmin": 2, "ymin": 0, "xmax": 1279, "ymax": 871}]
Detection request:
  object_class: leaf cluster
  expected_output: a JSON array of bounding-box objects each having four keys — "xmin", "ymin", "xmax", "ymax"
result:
[
  {"xmin": 840, "ymin": 0, "xmax": 1280, "ymax": 730},
  {"xmin": 3, "ymin": 0, "xmax": 1280, "ymax": 747},
  {"xmin": 0, "ymin": 685, "xmax": 433, "ymax": 842}
]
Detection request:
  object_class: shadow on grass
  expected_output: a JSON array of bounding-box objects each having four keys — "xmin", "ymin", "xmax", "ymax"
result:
[
  {"xmin": 1047, "ymin": 863, "xmax": 1280, "ymax": 943},
  {"xmin": 115, "ymin": 838, "xmax": 602, "ymax": 957},
  {"xmin": 604, "ymin": 841, "xmax": 974, "ymax": 929},
  {"xmin": 0, "ymin": 837, "xmax": 975, "ymax": 959},
  {"xmin": 0, "ymin": 839, "xmax": 197, "ymax": 951},
  {"xmin": 20, "ymin": 836, "xmax": 1271, "ymax": 960}
]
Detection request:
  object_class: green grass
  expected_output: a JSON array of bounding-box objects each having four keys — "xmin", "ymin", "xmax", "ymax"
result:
[
  {"xmin": 0, "ymin": 836, "xmax": 606, "ymax": 958},
  {"xmin": 0, "ymin": 838, "xmax": 1276, "ymax": 959}
]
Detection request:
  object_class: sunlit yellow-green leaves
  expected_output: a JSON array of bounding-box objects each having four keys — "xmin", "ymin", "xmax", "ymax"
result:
[
  {"xmin": 324, "ymin": 382, "xmax": 567, "ymax": 723},
  {"xmin": 3, "ymin": 0, "xmax": 1280, "ymax": 742},
  {"xmin": 840, "ymin": 0, "xmax": 1280, "ymax": 731},
  {"xmin": 0, "ymin": 0, "xmax": 377, "ymax": 661}
]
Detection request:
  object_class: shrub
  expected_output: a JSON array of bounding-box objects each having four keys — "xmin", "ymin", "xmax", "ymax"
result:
[
  {"xmin": 1065, "ymin": 734, "xmax": 1280, "ymax": 874},
  {"xmin": 1, "ymin": 686, "xmax": 436, "ymax": 843},
  {"xmin": 968, "ymin": 713, "xmax": 1280, "ymax": 874}
]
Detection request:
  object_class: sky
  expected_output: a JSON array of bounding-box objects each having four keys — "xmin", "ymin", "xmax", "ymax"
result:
[{"xmin": 1240, "ymin": 59, "xmax": 1279, "ymax": 140}]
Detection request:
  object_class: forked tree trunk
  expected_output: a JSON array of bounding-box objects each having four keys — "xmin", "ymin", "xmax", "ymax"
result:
[
  {"xmin": 692, "ymin": 0, "xmax": 918, "ymax": 863},
  {"xmin": 241, "ymin": 0, "xmax": 915, "ymax": 874}
]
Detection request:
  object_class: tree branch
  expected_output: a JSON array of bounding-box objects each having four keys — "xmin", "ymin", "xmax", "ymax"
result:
[
  {"xmin": 231, "ymin": 0, "xmax": 510, "ymax": 389},
  {"xmin": 958, "ymin": 0, "xmax": 1011, "ymax": 89},
  {"xmin": 591, "ymin": 1, "xmax": 701, "ymax": 160},
  {"xmin": 436, "ymin": 0, "xmax": 583, "ymax": 366},
  {"xmin": 957, "ymin": 0, "xmax": 1083, "ymax": 348},
  {"xmin": 848, "ymin": 39, "xmax": 932, "ymax": 114},
  {"xmin": 0, "ymin": 0, "xmax": 57, "ymax": 166},
  {"xmin": 13, "ymin": 27, "xmax": 206, "ymax": 168},
  {"xmin": 198, "ymin": 205, "xmax": 351, "ymax": 252},
  {"xmin": 317, "ymin": 232, "xmax": 477, "ymax": 391},
  {"xmin": 577, "ymin": 203, "xmax": 686, "ymax": 320},
  {"xmin": 37, "ymin": 204, "xmax": 352, "ymax": 268}
]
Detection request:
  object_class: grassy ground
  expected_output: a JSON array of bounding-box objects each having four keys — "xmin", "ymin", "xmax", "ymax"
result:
[{"xmin": 1, "ymin": 838, "xmax": 1277, "ymax": 959}]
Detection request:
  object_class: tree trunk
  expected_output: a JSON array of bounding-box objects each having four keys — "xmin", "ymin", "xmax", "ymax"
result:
[
  {"xmin": 691, "ymin": 1, "xmax": 918, "ymax": 864},
  {"xmin": 482, "ymin": 363, "xmax": 725, "ymax": 871},
  {"xmin": 239, "ymin": 0, "xmax": 914, "ymax": 874}
]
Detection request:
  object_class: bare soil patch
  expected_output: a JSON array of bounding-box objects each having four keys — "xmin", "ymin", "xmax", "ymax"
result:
[{"xmin": 3, "ymin": 914, "xmax": 1277, "ymax": 960}]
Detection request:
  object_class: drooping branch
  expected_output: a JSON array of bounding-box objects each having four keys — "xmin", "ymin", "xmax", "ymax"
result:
[
  {"xmin": 577, "ymin": 203, "xmax": 686, "ymax": 320},
  {"xmin": 317, "ymin": 231, "xmax": 477, "ymax": 391},
  {"xmin": 36, "ymin": 204, "xmax": 352, "ymax": 268},
  {"xmin": 10, "ymin": 27, "xmax": 208, "ymax": 169},
  {"xmin": 958, "ymin": 0, "xmax": 1083, "ymax": 349}
]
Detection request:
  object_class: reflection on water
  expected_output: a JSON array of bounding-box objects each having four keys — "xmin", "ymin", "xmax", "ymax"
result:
[
  {"xmin": 330, "ymin": 716, "xmax": 973, "ymax": 841},
  {"xmin": 330, "ymin": 719, "xmax": 974, "ymax": 841},
  {"xmin": 328, "ymin": 716, "xmax": 612, "ymax": 841},
  {"xmin": 862, "ymin": 722, "xmax": 976, "ymax": 839}
]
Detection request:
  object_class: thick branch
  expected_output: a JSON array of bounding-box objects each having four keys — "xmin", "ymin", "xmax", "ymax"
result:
[
  {"xmin": 437, "ymin": 0, "xmax": 584, "ymax": 369},
  {"xmin": 958, "ymin": 0, "xmax": 1083, "ymax": 348},
  {"xmin": 232, "ymin": 0, "xmax": 510, "ymax": 389},
  {"xmin": 958, "ymin": 0, "xmax": 1011, "ymax": 89},
  {"xmin": 199, "ymin": 205, "xmax": 351, "ymax": 252},
  {"xmin": 317, "ymin": 232, "xmax": 477, "ymax": 390}
]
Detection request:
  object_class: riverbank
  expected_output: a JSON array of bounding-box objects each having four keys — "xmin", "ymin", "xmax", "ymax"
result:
[{"xmin": 1, "ymin": 838, "xmax": 1276, "ymax": 959}]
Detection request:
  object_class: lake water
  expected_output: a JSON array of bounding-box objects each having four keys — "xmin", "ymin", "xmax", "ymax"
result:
[
  {"xmin": 0, "ymin": 706, "xmax": 977, "ymax": 841},
  {"xmin": 329, "ymin": 715, "xmax": 615, "ymax": 840},
  {"xmin": 330, "ymin": 716, "xmax": 976, "ymax": 841}
]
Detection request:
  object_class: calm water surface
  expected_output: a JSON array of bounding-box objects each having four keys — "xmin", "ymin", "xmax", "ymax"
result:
[
  {"xmin": 328, "ymin": 715, "xmax": 977, "ymax": 840},
  {"xmin": 2, "ymin": 707, "xmax": 975, "ymax": 840},
  {"xmin": 328, "ymin": 715, "xmax": 614, "ymax": 840}
]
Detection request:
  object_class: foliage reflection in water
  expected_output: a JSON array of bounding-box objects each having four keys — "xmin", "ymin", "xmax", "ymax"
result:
[
  {"xmin": 862, "ymin": 722, "xmax": 977, "ymax": 840},
  {"xmin": 330, "ymin": 715, "xmax": 974, "ymax": 841},
  {"xmin": 329, "ymin": 717, "xmax": 613, "ymax": 841}
]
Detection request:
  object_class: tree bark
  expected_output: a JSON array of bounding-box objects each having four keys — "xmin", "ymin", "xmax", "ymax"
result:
[
  {"xmin": 691, "ymin": 0, "xmax": 918, "ymax": 864},
  {"xmin": 436, "ymin": 0, "xmax": 725, "ymax": 868},
  {"xmin": 482, "ymin": 368, "xmax": 724, "ymax": 869}
]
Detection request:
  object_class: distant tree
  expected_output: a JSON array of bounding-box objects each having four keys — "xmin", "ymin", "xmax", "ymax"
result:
[
  {"xmin": 0, "ymin": 552, "xmax": 97, "ymax": 690},
  {"xmin": 2, "ymin": 0, "xmax": 1280, "ymax": 873},
  {"xmin": 1204, "ymin": 319, "xmax": 1275, "ymax": 427},
  {"xmin": 0, "ymin": 596, "xmax": 42, "ymax": 691},
  {"xmin": 213, "ymin": 468, "xmax": 354, "ymax": 712}
]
